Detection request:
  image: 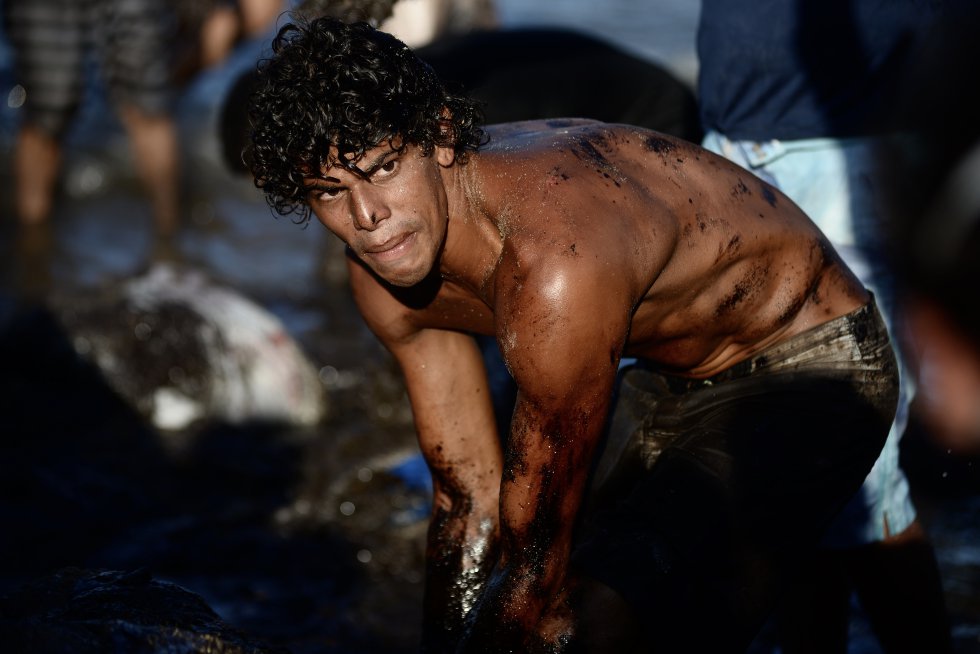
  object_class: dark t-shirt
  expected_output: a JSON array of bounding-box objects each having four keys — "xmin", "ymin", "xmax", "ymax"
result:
[{"xmin": 697, "ymin": 0, "xmax": 940, "ymax": 140}]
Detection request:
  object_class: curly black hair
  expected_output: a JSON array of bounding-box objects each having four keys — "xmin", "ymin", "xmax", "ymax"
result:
[{"xmin": 247, "ymin": 17, "xmax": 486, "ymax": 223}]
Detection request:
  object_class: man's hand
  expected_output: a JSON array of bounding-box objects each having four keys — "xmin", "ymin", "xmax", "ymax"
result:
[{"xmin": 533, "ymin": 583, "xmax": 577, "ymax": 652}]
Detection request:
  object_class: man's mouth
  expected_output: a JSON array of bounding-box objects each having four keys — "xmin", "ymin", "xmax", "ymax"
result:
[{"xmin": 363, "ymin": 232, "xmax": 416, "ymax": 261}]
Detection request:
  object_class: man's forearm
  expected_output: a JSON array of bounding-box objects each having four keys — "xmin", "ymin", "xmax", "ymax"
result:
[{"xmin": 421, "ymin": 504, "xmax": 499, "ymax": 652}]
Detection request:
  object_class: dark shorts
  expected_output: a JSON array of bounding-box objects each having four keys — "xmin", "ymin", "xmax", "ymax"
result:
[
  {"xmin": 573, "ymin": 301, "xmax": 898, "ymax": 653},
  {"xmin": 4, "ymin": 0, "xmax": 175, "ymax": 137}
]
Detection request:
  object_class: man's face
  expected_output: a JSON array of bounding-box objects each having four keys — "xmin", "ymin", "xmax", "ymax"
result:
[{"xmin": 305, "ymin": 140, "xmax": 455, "ymax": 287}]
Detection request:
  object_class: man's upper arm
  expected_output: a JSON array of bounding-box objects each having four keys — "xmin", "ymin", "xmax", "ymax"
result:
[
  {"xmin": 494, "ymin": 260, "xmax": 633, "ymax": 572},
  {"xmin": 446, "ymin": 257, "xmax": 635, "ymax": 646},
  {"xmin": 348, "ymin": 259, "xmax": 502, "ymax": 507}
]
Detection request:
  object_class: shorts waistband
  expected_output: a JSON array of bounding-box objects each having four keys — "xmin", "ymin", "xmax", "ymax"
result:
[{"xmin": 643, "ymin": 301, "xmax": 887, "ymax": 394}]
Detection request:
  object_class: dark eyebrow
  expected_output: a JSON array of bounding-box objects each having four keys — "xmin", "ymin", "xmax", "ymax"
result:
[
  {"xmin": 305, "ymin": 147, "xmax": 398, "ymax": 190},
  {"xmin": 304, "ymin": 176, "xmax": 341, "ymax": 192},
  {"xmin": 353, "ymin": 149, "xmax": 398, "ymax": 177}
]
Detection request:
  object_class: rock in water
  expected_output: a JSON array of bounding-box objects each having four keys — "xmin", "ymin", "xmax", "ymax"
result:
[
  {"xmin": 57, "ymin": 264, "xmax": 327, "ymax": 431},
  {"xmin": 0, "ymin": 567, "xmax": 287, "ymax": 653}
]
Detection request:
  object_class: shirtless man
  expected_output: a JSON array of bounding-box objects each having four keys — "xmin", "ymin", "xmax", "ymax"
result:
[{"xmin": 248, "ymin": 18, "xmax": 898, "ymax": 653}]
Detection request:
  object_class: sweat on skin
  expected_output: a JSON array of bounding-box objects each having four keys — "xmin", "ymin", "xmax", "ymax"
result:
[{"xmin": 296, "ymin": 119, "xmax": 868, "ymax": 649}]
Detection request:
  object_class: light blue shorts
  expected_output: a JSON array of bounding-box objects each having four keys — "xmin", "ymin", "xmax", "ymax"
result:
[{"xmin": 702, "ymin": 130, "xmax": 917, "ymax": 546}]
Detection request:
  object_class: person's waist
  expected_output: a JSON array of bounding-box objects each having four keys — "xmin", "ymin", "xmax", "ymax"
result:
[{"xmin": 637, "ymin": 301, "xmax": 886, "ymax": 393}]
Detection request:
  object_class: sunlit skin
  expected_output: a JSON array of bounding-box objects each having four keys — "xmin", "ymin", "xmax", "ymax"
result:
[{"xmin": 306, "ymin": 119, "xmax": 869, "ymax": 651}]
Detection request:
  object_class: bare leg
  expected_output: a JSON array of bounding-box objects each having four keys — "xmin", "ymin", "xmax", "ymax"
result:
[
  {"xmin": 117, "ymin": 104, "xmax": 180, "ymax": 241},
  {"xmin": 237, "ymin": 0, "xmax": 285, "ymax": 36},
  {"xmin": 14, "ymin": 124, "xmax": 62, "ymax": 226},
  {"xmin": 199, "ymin": 5, "xmax": 242, "ymax": 68},
  {"xmin": 14, "ymin": 220, "xmax": 54, "ymax": 299}
]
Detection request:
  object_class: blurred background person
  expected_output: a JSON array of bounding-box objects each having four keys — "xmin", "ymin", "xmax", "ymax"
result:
[
  {"xmin": 2, "ymin": 0, "xmax": 284, "ymax": 279},
  {"xmin": 879, "ymin": 5, "xmax": 980, "ymax": 454},
  {"xmin": 173, "ymin": 0, "xmax": 287, "ymax": 82},
  {"xmin": 3, "ymin": 0, "xmax": 181, "ymax": 241},
  {"xmin": 696, "ymin": 1, "xmax": 952, "ymax": 653},
  {"xmin": 294, "ymin": 0, "xmax": 497, "ymax": 47}
]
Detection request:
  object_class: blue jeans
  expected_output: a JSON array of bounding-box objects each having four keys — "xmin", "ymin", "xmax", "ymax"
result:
[{"xmin": 701, "ymin": 130, "xmax": 916, "ymax": 546}]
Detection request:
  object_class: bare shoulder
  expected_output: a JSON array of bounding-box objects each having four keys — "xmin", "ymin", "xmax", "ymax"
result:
[
  {"xmin": 478, "ymin": 121, "xmax": 709, "ymax": 212},
  {"xmin": 476, "ymin": 123, "xmax": 688, "ymax": 301},
  {"xmin": 484, "ymin": 118, "xmax": 602, "ymax": 141},
  {"xmin": 483, "ymin": 120, "xmax": 692, "ymax": 159},
  {"xmin": 489, "ymin": 230, "xmax": 637, "ymax": 389}
]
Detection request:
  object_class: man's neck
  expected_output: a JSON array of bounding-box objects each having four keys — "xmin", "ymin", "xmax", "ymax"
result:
[{"xmin": 437, "ymin": 159, "xmax": 504, "ymax": 303}]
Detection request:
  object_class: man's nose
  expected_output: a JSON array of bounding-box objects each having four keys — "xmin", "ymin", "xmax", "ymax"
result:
[{"xmin": 350, "ymin": 186, "xmax": 389, "ymax": 230}]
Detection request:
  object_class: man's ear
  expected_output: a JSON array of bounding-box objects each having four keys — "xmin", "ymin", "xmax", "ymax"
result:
[
  {"xmin": 436, "ymin": 107, "xmax": 456, "ymax": 167},
  {"xmin": 436, "ymin": 144, "xmax": 456, "ymax": 167}
]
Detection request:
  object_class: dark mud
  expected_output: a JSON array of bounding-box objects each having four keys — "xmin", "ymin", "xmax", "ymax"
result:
[{"xmin": 0, "ymin": 58, "xmax": 435, "ymax": 650}]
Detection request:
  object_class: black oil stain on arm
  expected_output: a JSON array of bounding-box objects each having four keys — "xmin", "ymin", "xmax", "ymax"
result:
[
  {"xmin": 574, "ymin": 136, "xmax": 607, "ymax": 165},
  {"xmin": 715, "ymin": 233, "xmax": 742, "ymax": 263},
  {"xmin": 760, "ymin": 182, "xmax": 778, "ymax": 208},
  {"xmin": 572, "ymin": 134, "xmax": 622, "ymax": 187},
  {"xmin": 716, "ymin": 280, "xmax": 751, "ymax": 316},
  {"xmin": 715, "ymin": 263, "xmax": 770, "ymax": 317},
  {"xmin": 731, "ymin": 178, "xmax": 751, "ymax": 199},
  {"xmin": 643, "ymin": 135, "xmax": 676, "ymax": 156},
  {"xmin": 547, "ymin": 166, "xmax": 570, "ymax": 186}
]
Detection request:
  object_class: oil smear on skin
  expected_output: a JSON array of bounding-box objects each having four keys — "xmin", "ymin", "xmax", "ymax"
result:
[{"xmin": 453, "ymin": 517, "xmax": 497, "ymax": 617}]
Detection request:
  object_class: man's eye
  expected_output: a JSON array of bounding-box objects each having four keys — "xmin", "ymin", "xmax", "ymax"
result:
[
  {"xmin": 378, "ymin": 160, "xmax": 398, "ymax": 175},
  {"xmin": 317, "ymin": 187, "xmax": 342, "ymax": 200}
]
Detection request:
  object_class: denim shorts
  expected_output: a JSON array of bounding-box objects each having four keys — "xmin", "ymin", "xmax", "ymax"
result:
[
  {"xmin": 702, "ymin": 130, "xmax": 916, "ymax": 546},
  {"xmin": 573, "ymin": 301, "xmax": 898, "ymax": 652}
]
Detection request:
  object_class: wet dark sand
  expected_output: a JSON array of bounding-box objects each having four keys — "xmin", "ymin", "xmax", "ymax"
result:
[
  {"xmin": 0, "ymin": 65, "xmax": 435, "ymax": 650},
  {"xmin": 0, "ymin": 64, "xmax": 978, "ymax": 654}
]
